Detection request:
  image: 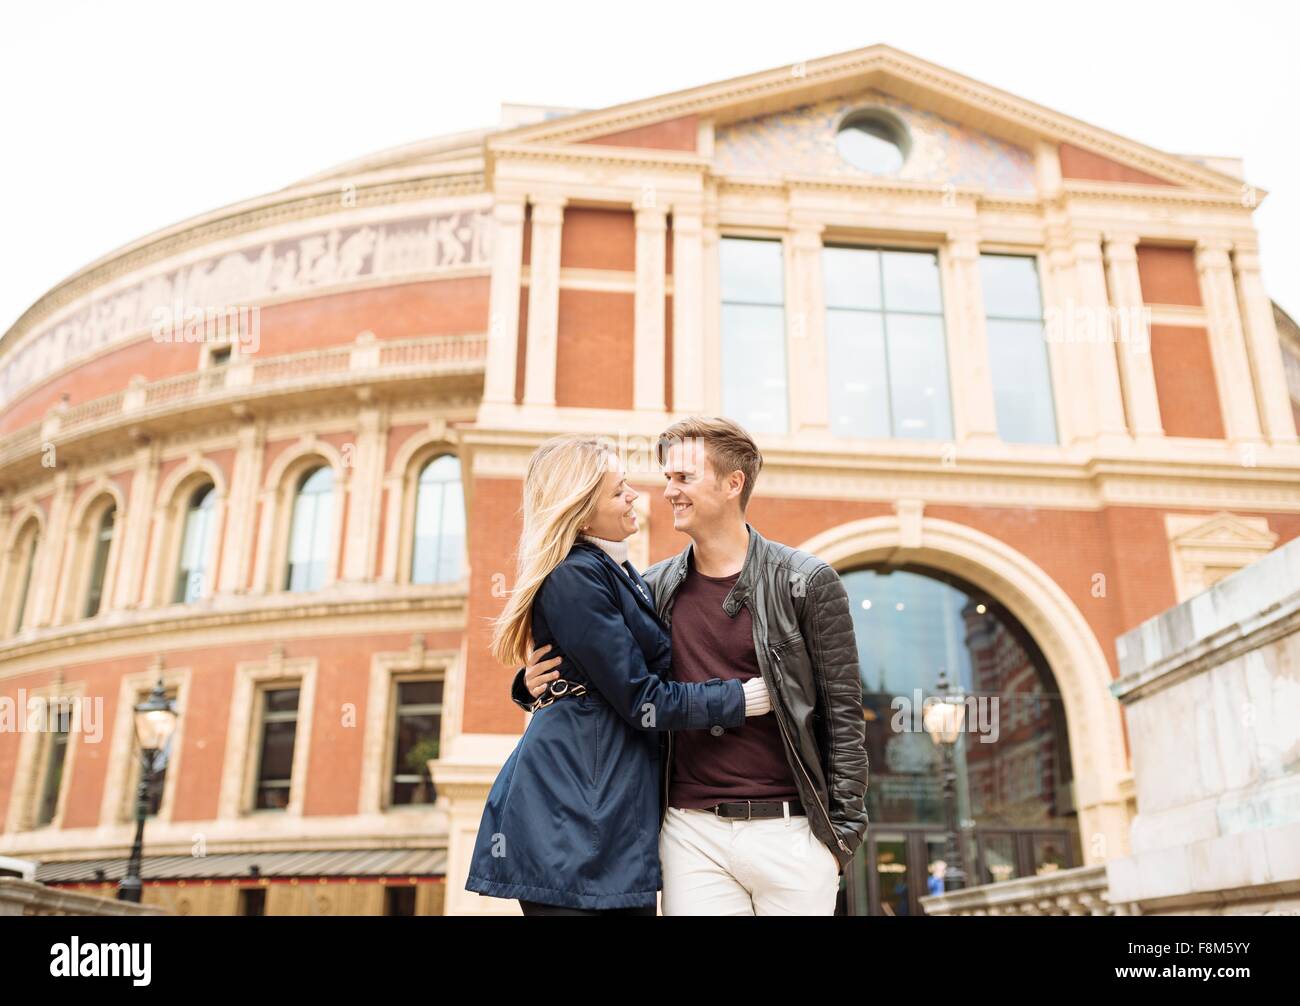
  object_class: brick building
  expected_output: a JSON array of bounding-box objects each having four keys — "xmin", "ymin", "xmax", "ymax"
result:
[{"xmin": 1, "ymin": 44, "xmax": 1297, "ymax": 916}]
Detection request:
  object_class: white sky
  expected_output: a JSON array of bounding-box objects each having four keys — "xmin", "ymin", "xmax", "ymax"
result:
[{"xmin": 2, "ymin": 0, "xmax": 1297, "ymax": 341}]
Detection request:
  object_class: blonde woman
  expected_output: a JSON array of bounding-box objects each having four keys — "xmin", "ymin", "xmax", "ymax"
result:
[{"xmin": 464, "ymin": 435, "xmax": 771, "ymax": 916}]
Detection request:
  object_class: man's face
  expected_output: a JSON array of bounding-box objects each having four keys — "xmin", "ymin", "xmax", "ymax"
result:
[{"xmin": 660, "ymin": 438, "xmax": 740, "ymax": 537}]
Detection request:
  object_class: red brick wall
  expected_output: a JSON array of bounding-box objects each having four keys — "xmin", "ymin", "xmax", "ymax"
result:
[
  {"xmin": 0, "ymin": 630, "xmax": 462, "ymax": 829},
  {"xmin": 580, "ymin": 115, "xmax": 697, "ymax": 152},
  {"xmin": 1136, "ymin": 245, "xmax": 1202, "ymax": 306},
  {"xmin": 1059, "ymin": 143, "xmax": 1178, "ymax": 187},
  {"xmin": 555, "ymin": 289, "xmax": 634, "ymax": 409},
  {"xmin": 559, "ymin": 207, "xmax": 636, "ymax": 271},
  {"xmin": 1149, "ymin": 325, "xmax": 1225, "ymax": 438}
]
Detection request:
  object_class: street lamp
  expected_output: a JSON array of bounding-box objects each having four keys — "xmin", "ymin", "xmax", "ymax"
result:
[
  {"xmin": 117, "ymin": 678, "xmax": 178, "ymax": 903},
  {"xmin": 922, "ymin": 668, "xmax": 969, "ymax": 892}
]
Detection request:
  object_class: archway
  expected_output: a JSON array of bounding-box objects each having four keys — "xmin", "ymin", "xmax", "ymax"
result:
[{"xmin": 797, "ymin": 514, "xmax": 1130, "ymax": 913}]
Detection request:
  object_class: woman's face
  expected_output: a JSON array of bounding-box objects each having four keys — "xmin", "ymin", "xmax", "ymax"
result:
[{"xmin": 584, "ymin": 455, "xmax": 639, "ymax": 541}]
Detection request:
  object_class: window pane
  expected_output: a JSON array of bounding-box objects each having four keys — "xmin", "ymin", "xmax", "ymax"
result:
[
  {"xmin": 412, "ymin": 457, "xmax": 465, "ymax": 584},
  {"xmin": 881, "ymin": 251, "xmax": 942, "ymax": 313},
  {"xmin": 287, "ymin": 467, "xmax": 332, "ymax": 591},
  {"xmin": 825, "ymin": 308, "xmax": 890, "ymax": 438},
  {"xmin": 885, "ymin": 314, "xmax": 952, "ymax": 439},
  {"xmin": 83, "ymin": 505, "xmax": 115, "ymax": 617},
  {"xmin": 987, "ymin": 319, "xmax": 1058, "ymax": 444},
  {"xmin": 14, "ymin": 531, "xmax": 39, "ymax": 632},
  {"xmin": 721, "ymin": 303, "xmax": 788, "ymax": 434},
  {"xmin": 720, "ymin": 237, "xmax": 784, "ymax": 304},
  {"xmin": 176, "ymin": 487, "xmax": 214, "ymax": 603},
  {"xmin": 823, "ymin": 247, "xmax": 881, "ymax": 310},
  {"xmin": 980, "ymin": 255, "xmax": 1042, "ymax": 319},
  {"xmin": 37, "ymin": 727, "xmax": 69, "ymax": 825}
]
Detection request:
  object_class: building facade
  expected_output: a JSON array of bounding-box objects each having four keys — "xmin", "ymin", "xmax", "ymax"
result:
[{"xmin": 0, "ymin": 45, "xmax": 1297, "ymax": 916}]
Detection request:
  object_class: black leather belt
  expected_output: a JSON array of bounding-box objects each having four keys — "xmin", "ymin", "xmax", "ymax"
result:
[{"xmin": 707, "ymin": 799, "xmax": 805, "ymax": 820}]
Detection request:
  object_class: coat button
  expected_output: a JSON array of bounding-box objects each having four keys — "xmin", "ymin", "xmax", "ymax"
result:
[{"xmin": 710, "ymin": 725, "xmax": 724, "ymax": 737}]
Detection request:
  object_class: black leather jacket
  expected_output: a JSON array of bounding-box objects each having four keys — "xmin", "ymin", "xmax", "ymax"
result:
[{"xmin": 512, "ymin": 523, "xmax": 870, "ymax": 869}]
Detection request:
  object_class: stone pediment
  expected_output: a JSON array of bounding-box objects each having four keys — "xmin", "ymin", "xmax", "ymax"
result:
[{"xmin": 488, "ymin": 43, "xmax": 1249, "ymax": 196}]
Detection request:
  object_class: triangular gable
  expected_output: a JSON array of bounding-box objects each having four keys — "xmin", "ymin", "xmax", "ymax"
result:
[{"xmin": 491, "ymin": 44, "xmax": 1250, "ymax": 195}]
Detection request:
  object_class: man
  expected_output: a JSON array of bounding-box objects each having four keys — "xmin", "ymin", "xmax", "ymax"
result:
[{"xmin": 512, "ymin": 415, "xmax": 869, "ymax": 915}]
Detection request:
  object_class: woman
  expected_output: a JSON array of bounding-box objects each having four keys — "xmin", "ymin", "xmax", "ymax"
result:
[{"xmin": 464, "ymin": 435, "xmax": 770, "ymax": 915}]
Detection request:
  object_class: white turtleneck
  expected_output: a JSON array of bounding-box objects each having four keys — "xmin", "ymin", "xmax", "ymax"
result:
[
  {"xmin": 578, "ymin": 532, "xmax": 631, "ymax": 574},
  {"xmin": 575, "ymin": 532, "xmax": 771, "ymax": 717}
]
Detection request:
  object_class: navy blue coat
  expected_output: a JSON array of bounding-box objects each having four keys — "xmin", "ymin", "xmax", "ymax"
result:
[{"xmin": 464, "ymin": 540, "xmax": 746, "ymax": 910}]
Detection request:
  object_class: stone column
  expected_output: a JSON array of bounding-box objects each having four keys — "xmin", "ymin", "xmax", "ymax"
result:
[
  {"xmin": 217, "ymin": 421, "xmax": 264, "ymax": 594},
  {"xmin": 341, "ymin": 404, "xmax": 386, "ymax": 582},
  {"xmin": 786, "ymin": 223, "xmax": 829, "ymax": 433},
  {"xmin": 522, "ymin": 196, "xmax": 566, "ymax": 408},
  {"xmin": 671, "ymin": 207, "xmax": 706, "ymax": 414},
  {"xmin": 1071, "ymin": 232, "xmax": 1130, "ymax": 447},
  {"xmin": 942, "ymin": 231, "xmax": 999, "ymax": 446},
  {"xmin": 32, "ymin": 469, "xmax": 74, "ymax": 627},
  {"xmin": 1233, "ymin": 241, "xmax": 1297, "ymax": 444},
  {"xmin": 1102, "ymin": 233, "xmax": 1163, "ymax": 439},
  {"xmin": 1196, "ymin": 239, "xmax": 1264, "ymax": 444},
  {"xmin": 1041, "ymin": 230, "xmax": 1085, "ymax": 446},
  {"xmin": 113, "ymin": 440, "xmax": 160, "ymax": 608},
  {"xmin": 482, "ymin": 197, "xmax": 526, "ymax": 406},
  {"xmin": 634, "ymin": 206, "xmax": 667, "ymax": 412}
]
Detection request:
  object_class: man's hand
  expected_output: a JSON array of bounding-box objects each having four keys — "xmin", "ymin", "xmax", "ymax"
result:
[{"xmin": 524, "ymin": 640, "xmax": 563, "ymax": 699}]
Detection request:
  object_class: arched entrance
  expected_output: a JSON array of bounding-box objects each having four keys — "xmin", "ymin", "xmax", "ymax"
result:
[{"xmin": 797, "ymin": 515, "xmax": 1130, "ymax": 916}]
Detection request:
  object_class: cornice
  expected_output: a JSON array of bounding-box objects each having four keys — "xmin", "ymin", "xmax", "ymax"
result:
[
  {"xmin": 0, "ymin": 587, "xmax": 469, "ymax": 678},
  {"xmin": 1, "ymin": 168, "xmax": 486, "ymax": 360}
]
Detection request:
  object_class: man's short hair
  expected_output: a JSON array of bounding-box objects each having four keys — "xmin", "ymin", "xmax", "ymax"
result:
[{"xmin": 656, "ymin": 415, "xmax": 763, "ymax": 511}]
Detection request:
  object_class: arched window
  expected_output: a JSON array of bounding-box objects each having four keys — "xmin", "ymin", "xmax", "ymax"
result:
[
  {"xmin": 8, "ymin": 520, "xmax": 41, "ymax": 634},
  {"xmin": 174, "ymin": 484, "xmax": 215, "ymax": 603},
  {"xmin": 83, "ymin": 504, "xmax": 117, "ymax": 617},
  {"xmin": 411, "ymin": 455, "xmax": 465, "ymax": 584},
  {"xmin": 285, "ymin": 466, "xmax": 333, "ymax": 591}
]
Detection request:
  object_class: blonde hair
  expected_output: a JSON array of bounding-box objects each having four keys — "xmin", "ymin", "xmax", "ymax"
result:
[{"xmin": 490, "ymin": 435, "xmax": 618, "ymax": 667}]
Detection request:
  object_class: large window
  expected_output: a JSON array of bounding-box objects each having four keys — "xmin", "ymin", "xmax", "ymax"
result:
[
  {"xmin": 285, "ymin": 466, "xmax": 333, "ymax": 591},
  {"xmin": 979, "ymin": 254, "xmax": 1057, "ymax": 444},
  {"xmin": 390, "ymin": 679, "xmax": 442, "ymax": 806},
  {"xmin": 253, "ymin": 687, "xmax": 300, "ymax": 811},
  {"xmin": 82, "ymin": 504, "xmax": 116, "ymax": 617},
  {"xmin": 823, "ymin": 247, "xmax": 952, "ymax": 440},
  {"xmin": 721, "ymin": 237, "xmax": 788, "ymax": 434},
  {"xmin": 411, "ymin": 456, "xmax": 465, "ymax": 584},
  {"xmin": 174, "ymin": 485, "xmax": 215, "ymax": 603}
]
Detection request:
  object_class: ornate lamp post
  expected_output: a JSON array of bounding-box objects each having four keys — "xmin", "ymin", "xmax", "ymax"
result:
[
  {"xmin": 117, "ymin": 678, "xmax": 178, "ymax": 903},
  {"xmin": 922, "ymin": 669, "xmax": 969, "ymax": 892}
]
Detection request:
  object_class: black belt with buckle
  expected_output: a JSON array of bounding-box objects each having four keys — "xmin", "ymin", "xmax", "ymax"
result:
[{"xmin": 708, "ymin": 799, "xmax": 805, "ymax": 820}]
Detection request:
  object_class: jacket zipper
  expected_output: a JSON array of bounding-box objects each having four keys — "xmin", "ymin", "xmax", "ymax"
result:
[{"xmin": 771, "ymin": 648, "xmax": 851, "ymax": 857}]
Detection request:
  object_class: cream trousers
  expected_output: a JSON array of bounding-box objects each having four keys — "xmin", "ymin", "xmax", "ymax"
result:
[{"xmin": 658, "ymin": 805, "xmax": 841, "ymax": 915}]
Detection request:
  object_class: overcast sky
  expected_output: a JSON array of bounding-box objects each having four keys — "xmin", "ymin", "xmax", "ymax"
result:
[{"xmin": 2, "ymin": 0, "xmax": 1296, "ymax": 341}]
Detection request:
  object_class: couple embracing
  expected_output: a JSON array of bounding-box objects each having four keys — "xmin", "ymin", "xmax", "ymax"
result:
[{"xmin": 465, "ymin": 416, "xmax": 869, "ymax": 916}]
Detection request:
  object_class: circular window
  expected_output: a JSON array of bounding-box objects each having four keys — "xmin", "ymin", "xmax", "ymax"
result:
[{"xmin": 836, "ymin": 110, "xmax": 910, "ymax": 174}]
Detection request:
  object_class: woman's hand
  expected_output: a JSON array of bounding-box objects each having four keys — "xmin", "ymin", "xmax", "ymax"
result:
[{"xmin": 524, "ymin": 639, "xmax": 564, "ymax": 698}]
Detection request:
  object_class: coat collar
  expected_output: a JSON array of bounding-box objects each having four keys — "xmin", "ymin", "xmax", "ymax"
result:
[
  {"xmin": 571, "ymin": 540, "xmax": 662, "ymax": 624},
  {"xmin": 671, "ymin": 522, "xmax": 765, "ymax": 617}
]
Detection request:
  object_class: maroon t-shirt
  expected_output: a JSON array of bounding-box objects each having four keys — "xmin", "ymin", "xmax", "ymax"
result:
[{"xmin": 668, "ymin": 557, "xmax": 800, "ymax": 808}]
